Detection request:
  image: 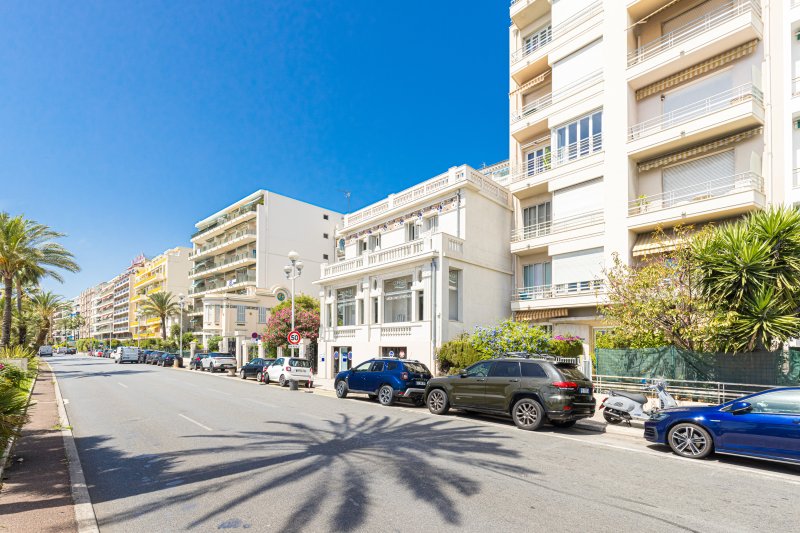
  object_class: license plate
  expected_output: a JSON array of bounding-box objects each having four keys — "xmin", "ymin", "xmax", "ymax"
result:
[
  {"xmin": 415, "ymin": 381, "xmax": 427, "ymax": 386},
  {"xmin": 580, "ymin": 388, "xmax": 590, "ymax": 394}
]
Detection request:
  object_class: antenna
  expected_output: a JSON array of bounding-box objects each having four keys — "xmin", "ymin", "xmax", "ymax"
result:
[{"xmin": 338, "ymin": 189, "xmax": 351, "ymax": 212}]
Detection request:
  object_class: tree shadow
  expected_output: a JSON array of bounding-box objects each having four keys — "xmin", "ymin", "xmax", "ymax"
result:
[{"xmin": 75, "ymin": 414, "xmax": 539, "ymax": 531}]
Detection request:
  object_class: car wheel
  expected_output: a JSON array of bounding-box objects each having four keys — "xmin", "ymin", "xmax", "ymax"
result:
[
  {"xmin": 239, "ymin": 369, "xmax": 246, "ymax": 379},
  {"xmin": 551, "ymin": 420, "xmax": 577, "ymax": 428},
  {"xmin": 210, "ymin": 364, "xmax": 215, "ymax": 373},
  {"xmin": 512, "ymin": 398, "xmax": 545, "ymax": 431},
  {"xmin": 668, "ymin": 423, "xmax": 713, "ymax": 459},
  {"xmin": 256, "ymin": 371, "xmax": 263, "ymax": 383},
  {"xmin": 279, "ymin": 374, "xmax": 286, "ymax": 387},
  {"xmin": 377, "ymin": 385, "xmax": 395, "ymax": 406},
  {"xmin": 335, "ymin": 380, "xmax": 348, "ymax": 398},
  {"xmin": 427, "ymin": 389, "xmax": 450, "ymax": 415},
  {"xmin": 264, "ymin": 373, "xmax": 271, "ymax": 384}
]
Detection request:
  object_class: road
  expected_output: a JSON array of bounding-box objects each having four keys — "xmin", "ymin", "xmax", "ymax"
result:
[{"xmin": 50, "ymin": 355, "xmax": 800, "ymax": 533}]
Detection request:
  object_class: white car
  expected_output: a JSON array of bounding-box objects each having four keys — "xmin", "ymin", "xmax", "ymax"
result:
[
  {"xmin": 38, "ymin": 345, "xmax": 53, "ymax": 357},
  {"xmin": 202, "ymin": 352, "xmax": 237, "ymax": 373},
  {"xmin": 114, "ymin": 346, "xmax": 139, "ymax": 364},
  {"xmin": 264, "ymin": 357, "xmax": 313, "ymax": 386}
]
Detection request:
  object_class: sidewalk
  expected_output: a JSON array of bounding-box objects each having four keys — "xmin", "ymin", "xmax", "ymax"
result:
[{"xmin": 0, "ymin": 365, "xmax": 77, "ymax": 533}]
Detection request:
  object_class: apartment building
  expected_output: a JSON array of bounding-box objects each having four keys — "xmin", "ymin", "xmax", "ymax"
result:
[
  {"xmin": 507, "ymin": 0, "xmax": 785, "ymax": 355},
  {"xmin": 91, "ymin": 281, "xmax": 114, "ymax": 341},
  {"xmin": 77, "ymin": 287, "xmax": 95, "ymax": 340},
  {"xmin": 315, "ymin": 164, "xmax": 513, "ymax": 378},
  {"xmin": 189, "ymin": 190, "xmax": 340, "ymax": 351},
  {"xmin": 131, "ymin": 246, "xmax": 191, "ymax": 341}
]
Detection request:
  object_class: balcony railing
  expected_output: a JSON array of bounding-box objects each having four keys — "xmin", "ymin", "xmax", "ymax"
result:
[
  {"xmin": 511, "ymin": 210, "xmax": 604, "ymax": 243},
  {"xmin": 192, "ymin": 200, "xmax": 261, "ymax": 240},
  {"xmin": 514, "ymin": 280, "xmax": 604, "ymax": 301},
  {"xmin": 627, "ymin": 0, "xmax": 760, "ymax": 67},
  {"xmin": 511, "ymin": 70, "xmax": 602, "ymax": 125},
  {"xmin": 510, "ymin": 132, "xmax": 603, "ymax": 183},
  {"xmin": 511, "ymin": 25, "xmax": 552, "ymax": 65},
  {"xmin": 189, "ymin": 250, "xmax": 257, "ymax": 277},
  {"xmin": 628, "ymin": 172, "xmax": 763, "ymax": 216},
  {"xmin": 189, "ymin": 273, "xmax": 256, "ymax": 295},
  {"xmin": 191, "ymin": 229, "xmax": 257, "ymax": 259},
  {"xmin": 628, "ymin": 83, "xmax": 762, "ymax": 141}
]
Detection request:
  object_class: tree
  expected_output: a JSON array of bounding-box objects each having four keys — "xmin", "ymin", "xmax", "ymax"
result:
[
  {"xmin": 470, "ymin": 320, "xmax": 550, "ymax": 357},
  {"xmin": 139, "ymin": 292, "xmax": 179, "ymax": 340},
  {"xmin": 169, "ymin": 324, "xmax": 181, "ymax": 339},
  {"xmin": 263, "ymin": 306, "xmax": 319, "ymax": 355},
  {"xmin": 272, "ymin": 294, "xmax": 319, "ymax": 314},
  {"xmin": 0, "ymin": 213, "xmax": 79, "ymax": 347},
  {"xmin": 207, "ymin": 335, "xmax": 222, "ymax": 352},
  {"xmin": 29, "ymin": 291, "xmax": 65, "ymax": 347}
]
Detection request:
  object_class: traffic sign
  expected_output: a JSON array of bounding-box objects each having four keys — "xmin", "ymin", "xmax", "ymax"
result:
[
  {"xmin": 251, "ymin": 332, "xmax": 259, "ymax": 339},
  {"xmin": 287, "ymin": 330, "xmax": 301, "ymax": 345}
]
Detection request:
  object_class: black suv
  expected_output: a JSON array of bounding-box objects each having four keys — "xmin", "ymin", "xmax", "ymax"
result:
[{"xmin": 424, "ymin": 355, "xmax": 595, "ymax": 430}]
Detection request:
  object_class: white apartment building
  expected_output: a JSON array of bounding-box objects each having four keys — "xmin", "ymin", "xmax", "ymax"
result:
[
  {"xmin": 189, "ymin": 190, "xmax": 340, "ymax": 351},
  {"xmin": 91, "ymin": 281, "xmax": 114, "ymax": 341},
  {"xmin": 316, "ymin": 164, "xmax": 513, "ymax": 378},
  {"xmin": 131, "ymin": 246, "xmax": 191, "ymax": 341},
  {"xmin": 507, "ymin": 0, "xmax": 789, "ymax": 356}
]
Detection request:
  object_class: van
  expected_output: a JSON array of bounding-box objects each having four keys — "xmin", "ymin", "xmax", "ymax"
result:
[
  {"xmin": 114, "ymin": 346, "xmax": 139, "ymax": 364},
  {"xmin": 38, "ymin": 345, "xmax": 53, "ymax": 357}
]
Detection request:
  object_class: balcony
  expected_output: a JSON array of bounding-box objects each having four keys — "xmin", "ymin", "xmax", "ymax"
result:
[
  {"xmin": 191, "ymin": 200, "xmax": 261, "ymax": 242},
  {"xmin": 628, "ymin": 172, "xmax": 765, "ymax": 231},
  {"xmin": 190, "ymin": 229, "xmax": 257, "ymax": 261},
  {"xmin": 189, "ymin": 251, "xmax": 257, "ymax": 279},
  {"xmin": 511, "ymin": 210, "xmax": 604, "ymax": 255},
  {"xmin": 189, "ymin": 273, "xmax": 257, "ymax": 296},
  {"xmin": 510, "ymin": 0, "xmax": 550, "ymax": 30},
  {"xmin": 511, "ymin": 280, "xmax": 604, "ymax": 310},
  {"xmin": 627, "ymin": 0, "xmax": 762, "ymax": 88},
  {"xmin": 627, "ymin": 84, "xmax": 763, "ymax": 159},
  {"xmin": 134, "ymin": 271, "xmax": 164, "ymax": 288},
  {"xmin": 320, "ymin": 233, "xmax": 464, "ymax": 280},
  {"xmin": 510, "ymin": 24, "xmax": 552, "ymax": 85}
]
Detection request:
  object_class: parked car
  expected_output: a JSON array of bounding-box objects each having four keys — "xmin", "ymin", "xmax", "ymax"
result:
[
  {"xmin": 334, "ymin": 358, "xmax": 432, "ymax": 406},
  {"xmin": 188, "ymin": 353, "xmax": 207, "ymax": 370},
  {"xmin": 158, "ymin": 352, "xmax": 180, "ymax": 367},
  {"xmin": 146, "ymin": 351, "xmax": 165, "ymax": 364},
  {"xmin": 103, "ymin": 349, "xmax": 113, "ymax": 358},
  {"xmin": 238, "ymin": 357, "xmax": 275, "ymax": 381},
  {"xmin": 138, "ymin": 349, "xmax": 153, "ymax": 364},
  {"xmin": 202, "ymin": 352, "xmax": 237, "ymax": 373},
  {"xmin": 56, "ymin": 347, "xmax": 68, "ymax": 355},
  {"xmin": 93, "ymin": 349, "xmax": 104, "ymax": 357},
  {"xmin": 38, "ymin": 345, "xmax": 53, "ymax": 357},
  {"xmin": 264, "ymin": 357, "xmax": 313, "ymax": 386},
  {"xmin": 424, "ymin": 355, "xmax": 596, "ymax": 431},
  {"xmin": 114, "ymin": 346, "xmax": 139, "ymax": 364},
  {"xmin": 66, "ymin": 347, "xmax": 76, "ymax": 355},
  {"xmin": 644, "ymin": 387, "xmax": 800, "ymax": 464}
]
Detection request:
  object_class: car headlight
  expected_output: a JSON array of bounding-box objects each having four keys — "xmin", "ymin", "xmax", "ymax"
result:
[{"xmin": 649, "ymin": 412, "xmax": 670, "ymax": 421}]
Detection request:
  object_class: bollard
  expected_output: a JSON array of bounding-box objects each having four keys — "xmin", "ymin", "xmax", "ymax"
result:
[{"xmin": 288, "ymin": 379, "xmax": 299, "ymax": 391}]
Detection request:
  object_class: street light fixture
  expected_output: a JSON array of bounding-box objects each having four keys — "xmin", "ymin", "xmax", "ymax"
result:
[{"xmin": 284, "ymin": 251, "xmax": 304, "ymax": 353}]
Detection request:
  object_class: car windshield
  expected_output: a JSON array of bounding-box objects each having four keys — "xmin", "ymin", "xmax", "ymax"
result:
[
  {"xmin": 289, "ymin": 359, "xmax": 311, "ymax": 368},
  {"xmin": 556, "ymin": 364, "xmax": 587, "ymax": 381},
  {"xmin": 403, "ymin": 362, "xmax": 430, "ymax": 374},
  {"xmin": 210, "ymin": 353, "xmax": 232, "ymax": 357}
]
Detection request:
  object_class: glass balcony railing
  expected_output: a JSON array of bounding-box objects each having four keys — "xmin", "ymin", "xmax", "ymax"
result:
[
  {"xmin": 511, "ymin": 210, "xmax": 604, "ymax": 242},
  {"xmin": 189, "ymin": 250, "xmax": 257, "ymax": 276},
  {"xmin": 192, "ymin": 201, "xmax": 261, "ymax": 240},
  {"xmin": 628, "ymin": 173, "xmax": 764, "ymax": 216},
  {"xmin": 510, "ymin": 132, "xmax": 603, "ymax": 183},
  {"xmin": 514, "ymin": 280, "xmax": 604, "ymax": 301},
  {"xmin": 189, "ymin": 273, "xmax": 256, "ymax": 295},
  {"xmin": 191, "ymin": 229, "xmax": 257, "ymax": 258}
]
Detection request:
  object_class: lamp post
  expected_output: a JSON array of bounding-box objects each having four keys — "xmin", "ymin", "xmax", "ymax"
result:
[
  {"xmin": 178, "ymin": 293, "xmax": 185, "ymax": 359},
  {"xmin": 136, "ymin": 310, "xmax": 143, "ymax": 349},
  {"xmin": 284, "ymin": 251, "xmax": 304, "ymax": 353}
]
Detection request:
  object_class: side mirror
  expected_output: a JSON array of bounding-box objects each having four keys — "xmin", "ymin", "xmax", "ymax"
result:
[
  {"xmin": 730, "ymin": 401, "xmax": 752, "ymax": 414},
  {"xmin": 459, "ymin": 370, "xmax": 467, "ymax": 378}
]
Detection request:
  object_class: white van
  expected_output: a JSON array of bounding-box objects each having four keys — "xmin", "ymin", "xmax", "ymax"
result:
[
  {"xmin": 38, "ymin": 345, "xmax": 53, "ymax": 357},
  {"xmin": 114, "ymin": 346, "xmax": 139, "ymax": 364}
]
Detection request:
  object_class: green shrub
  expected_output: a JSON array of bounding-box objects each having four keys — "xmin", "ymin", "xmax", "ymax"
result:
[
  {"xmin": 0, "ymin": 381, "xmax": 30, "ymax": 442},
  {"xmin": 548, "ymin": 335, "xmax": 584, "ymax": 357},
  {"xmin": 0, "ymin": 366, "xmax": 27, "ymax": 389},
  {"xmin": 437, "ymin": 336, "xmax": 488, "ymax": 374},
  {"xmin": 208, "ymin": 336, "xmax": 222, "ymax": 352}
]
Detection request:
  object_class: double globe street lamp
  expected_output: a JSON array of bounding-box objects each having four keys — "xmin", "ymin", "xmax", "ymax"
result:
[{"xmin": 284, "ymin": 251, "xmax": 304, "ymax": 353}]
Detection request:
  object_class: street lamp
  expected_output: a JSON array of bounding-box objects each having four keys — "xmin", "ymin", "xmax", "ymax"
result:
[
  {"xmin": 178, "ymin": 293, "xmax": 185, "ymax": 359},
  {"xmin": 136, "ymin": 310, "xmax": 143, "ymax": 349},
  {"xmin": 284, "ymin": 251, "xmax": 304, "ymax": 353}
]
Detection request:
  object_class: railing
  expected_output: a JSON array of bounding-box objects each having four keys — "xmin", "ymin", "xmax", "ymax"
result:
[
  {"xmin": 627, "ymin": 0, "xmax": 760, "ymax": 67},
  {"xmin": 592, "ymin": 375, "xmax": 771, "ymax": 405},
  {"xmin": 192, "ymin": 200, "xmax": 261, "ymax": 240},
  {"xmin": 628, "ymin": 83, "xmax": 762, "ymax": 141},
  {"xmin": 511, "ymin": 210, "xmax": 604, "ymax": 242},
  {"xmin": 381, "ymin": 326, "xmax": 412, "ymax": 336},
  {"xmin": 628, "ymin": 173, "xmax": 763, "ymax": 215},
  {"xmin": 510, "ymin": 132, "xmax": 603, "ymax": 183},
  {"xmin": 514, "ymin": 279, "xmax": 604, "ymax": 301},
  {"xmin": 333, "ymin": 328, "xmax": 356, "ymax": 339},
  {"xmin": 188, "ymin": 274, "xmax": 256, "ymax": 295},
  {"xmin": 510, "ymin": 25, "xmax": 552, "ymax": 64},
  {"xmin": 191, "ymin": 229, "xmax": 257, "ymax": 258},
  {"xmin": 511, "ymin": 70, "xmax": 602, "ymax": 125},
  {"xmin": 368, "ymin": 240, "xmax": 424, "ymax": 266},
  {"xmin": 134, "ymin": 271, "xmax": 163, "ymax": 287},
  {"xmin": 189, "ymin": 251, "xmax": 256, "ymax": 277}
]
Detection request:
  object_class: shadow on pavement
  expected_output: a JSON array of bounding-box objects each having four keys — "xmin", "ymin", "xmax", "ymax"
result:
[{"xmin": 76, "ymin": 414, "xmax": 538, "ymax": 531}]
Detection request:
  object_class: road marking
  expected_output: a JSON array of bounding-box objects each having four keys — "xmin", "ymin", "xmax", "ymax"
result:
[
  {"xmin": 117, "ymin": 382, "xmax": 128, "ymax": 389},
  {"xmin": 178, "ymin": 414, "xmax": 213, "ymax": 432},
  {"xmin": 208, "ymin": 388, "xmax": 232, "ymax": 396},
  {"xmin": 63, "ymin": 399, "xmax": 70, "ymax": 405}
]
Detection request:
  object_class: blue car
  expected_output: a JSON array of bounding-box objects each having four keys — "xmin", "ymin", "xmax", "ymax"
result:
[
  {"xmin": 644, "ymin": 387, "xmax": 800, "ymax": 464},
  {"xmin": 335, "ymin": 358, "xmax": 433, "ymax": 406}
]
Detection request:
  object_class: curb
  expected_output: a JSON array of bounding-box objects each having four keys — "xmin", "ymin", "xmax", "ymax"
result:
[
  {"xmin": 48, "ymin": 362, "xmax": 100, "ymax": 533},
  {"xmin": 0, "ymin": 367, "xmax": 36, "ymax": 489}
]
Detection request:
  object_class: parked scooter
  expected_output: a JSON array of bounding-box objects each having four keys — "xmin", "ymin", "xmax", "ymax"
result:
[{"xmin": 600, "ymin": 379, "xmax": 677, "ymax": 425}]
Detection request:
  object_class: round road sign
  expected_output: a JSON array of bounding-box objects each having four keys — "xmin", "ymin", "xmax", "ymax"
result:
[{"xmin": 287, "ymin": 330, "xmax": 301, "ymax": 345}]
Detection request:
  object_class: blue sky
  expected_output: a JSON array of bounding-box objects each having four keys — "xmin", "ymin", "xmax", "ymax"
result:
[{"xmin": 0, "ymin": 1, "xmax": 509, "ymax": 299}]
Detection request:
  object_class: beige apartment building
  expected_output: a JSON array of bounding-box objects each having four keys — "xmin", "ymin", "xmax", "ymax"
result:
[
  {"xmin": 131, "ymin": 246, "xmax": 192, "ymax": 341},
  {"xmin": 506, "ymin": 0, "xmax": 791, "ymax": 355},
  {"xmin": 77, "ymin": 287, "xmax": 95, "ymax": 340},
  {"xmin": 90, "ymin": 281, "xmax": 114, "ymax": 341},
  {"xmin": 189, "ymin": 190, "xmax": 340, "ymax": 351}
]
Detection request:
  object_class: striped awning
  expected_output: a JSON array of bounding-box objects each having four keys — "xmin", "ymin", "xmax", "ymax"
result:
[
  {"xmin": 632, "ymin": 227, "xmax": 702, "ymax": 257},
  {"xmin": 515, "ymin": 308, "xmax": 568, "ymax": 321},
  {"xmin": 510, "ymin": 70, "xmax": 551, "ymax": 96},
  {"xmin": 636, "ymin": 40, "xmax": 759, "ymax": 101},
  {"xmin": 637, "ymin": 127, "xmax": 762, "ymax": 172}
]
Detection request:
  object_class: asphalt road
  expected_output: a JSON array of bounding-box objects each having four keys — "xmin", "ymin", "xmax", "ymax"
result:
[{"xmin": 50, "ymin": 355, "xmax": 800, "ymax": 533}]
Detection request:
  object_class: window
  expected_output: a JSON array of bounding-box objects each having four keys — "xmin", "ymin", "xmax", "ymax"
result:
[
  {"xmin": 406, "ymin": 222, "xmax": 420, "ymax": 242},
  {"xmin": 464, "ymin": 361, "xmax": 493, "ymax": 378},
  {"xmin": 336, "ymin": 286, "xmax": 357, "ymax": 326},
  {"xmin": 523, "ymin": 24, "xmax": 551, "ymax": 55},
  {"xmin": 448, "ymin": 270, "xmax": 460, "ymax": 321},
  {"xmin": 489, "ymin": 361, "xmax": 521, "ymax": 378},
  {"xmin": 323, "ymin": 254, "xmax": 329, "ymax": 261},
  {"xmin": 525, "ymin": 145, "xmax": 551, "ymax": 176},
  {"xmin": 357, "ymin": 299, "xmax": 364, "ymax": 325},
  {"xmin": 369, "ymin": 234, "xmax": 381, "ymax": 251},
  {"xmin": 353, "ymin": 361, "xmax": 372, "ymax": 372},
  {"xmin": 372, "ymin": 297, "xmax": 379, "ymax": 323},
  {"xmin": 323, "ymin": 233, "xmax": 329, "ymax": 239},
  {"xmin": 417, "ymin": 291, "xmax": 424, "ymax": 321},
  {"xmin": 323, "ymin": 214, "xmax": 329, "ymax": 220},
  {"xmin": 521, "ymin": 363, "xmax": 548, "ymax": 378},
  {"xmin": 553, "ymin": 110, "xmax": 602, "ymax": 163},
  {"xmin": 662, "ymin": 151, "xmax": 735, "ymax": 207},
  {"xmin": 214, "ymin": 305, "xmax": 220, "ymax": 323},
  {"xmin": 326, "ymin": 304, "xmax": 333, "ymax": 328},
  {"xmin": 744, "ymin": 390, "xmax": 800, "ymax": 415},
  {"xmin": 384, "ymin": 276, "xmax": 412, "ymax": 323},
  {"xmin": 522, "ymin": 202, "xmax": 551, "ymax": 236},
  {"xmin": 552, "ymin": 247, "xmax": 603, "ymax": 288},
  {"xmin": 523, "ymin": 262, "xmax": 551, "ymax": 288},
  {"xmin": 258, "ymin": 307, "xmax": 267, "ymax": 324},
  {"xmin": 386, "ymin": 361, "xmax": 399, "ymax": 371},
  {"xmin": 426, "ymin": 215, "xmax": 439, "ymax": 233},
  {"xmin": 289, "ymin": 359, "xmax": 312, "ymax": 368},
  {"xmin": 236, "ymin": 305, "xmax": 246, "ymax": 324},
  {"xmin": 369, "ymin": 362, "xmax": 384, "ymax": 372},
  {"xmin": 358, "ymin": 240, "xmax": 367, "ymax": 256}
]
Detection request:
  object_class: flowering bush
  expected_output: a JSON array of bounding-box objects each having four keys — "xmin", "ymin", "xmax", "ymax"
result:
[
  {"xmin": 263, "ymin": 307, "xmax": 320, "ymax": 356},
  {"xmin": 470, "ymin": 320, "xmax": 550, "ymax": 358},
  {"xmin": 548, "ymin": 335, "xmax": 584, "ymax": 357}
]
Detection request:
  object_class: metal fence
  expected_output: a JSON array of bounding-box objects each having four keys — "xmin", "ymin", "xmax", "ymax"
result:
[{"xmin": 592, "ymin": 374, "xmax": 771, "ymax": 404}]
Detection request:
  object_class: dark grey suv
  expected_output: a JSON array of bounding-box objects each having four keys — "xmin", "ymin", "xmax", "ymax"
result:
[{"xmin": 424, "ymin": 355, "xmax": 595, "ymax": 430}]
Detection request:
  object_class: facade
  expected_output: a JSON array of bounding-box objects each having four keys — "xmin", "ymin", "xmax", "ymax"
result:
[
  {"xmin": 77, "ymin": 287, "xmax": 95, "ymax": 339},
  {"xmin": 130, "ymin": 246, "xmax": 192, "ymax": 341},
  {"xmin": 506, "ymin": 0, "xmax": 791, "ymax": 356},
  {"xmin": 189, "ymin": 190, "xmax": 340, "ymax": 351},
  {"xmin": 316, "ymin": 164, "xmax": 513, "ymax": 378},
  {"xmin": 91, "ymin": 281, "xmax": 114, "ymax": 341}
]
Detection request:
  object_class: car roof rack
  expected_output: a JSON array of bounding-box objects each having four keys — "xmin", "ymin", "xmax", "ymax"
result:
[{"xmin": 499, "ymin": 351, "xmax": 557, "ymax": 361}]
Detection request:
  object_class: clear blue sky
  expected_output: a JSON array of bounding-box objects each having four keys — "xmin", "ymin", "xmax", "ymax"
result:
[{"xmin": 0, "ymin": 1, "xmax": 509, "ymax": 299}]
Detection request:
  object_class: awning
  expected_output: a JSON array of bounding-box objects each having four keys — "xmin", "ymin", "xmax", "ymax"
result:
[
  {"xmin": 637, "ymin": 127, "xmax": 762, "ymax": 172},
  {"xmin": 515, "ymin": 308, "xmax": 568, "ymax": 321},
  {"xmin": 636, "ymin": 40, "xmax": 758, "ymax": 101},
  {"xmin": 632, "ymin": 227, "xmax": 699, "ymax": 257},
  {"xmin": 510, "ymin": 70, "xmax": 551, "ymax": 96},
  {"xmin": 626, "ymin": 0, "xmax": 682, "ymax": 31}
]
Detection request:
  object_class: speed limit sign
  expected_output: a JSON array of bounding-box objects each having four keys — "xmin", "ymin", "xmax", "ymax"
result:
[{"xmin": 287, "ymin": 330, "xmax": 301, "ymax": 345}]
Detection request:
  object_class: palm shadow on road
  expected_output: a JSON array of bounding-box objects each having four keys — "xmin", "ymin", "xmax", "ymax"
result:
[{"xmin": 77, "ymin": 414, "xmax": 539, "ymax": 531}]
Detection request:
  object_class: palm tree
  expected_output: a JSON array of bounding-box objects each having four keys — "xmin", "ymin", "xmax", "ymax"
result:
[
  {"xmin": 30, "ymin": 291, "xmax": 66, "ymax": 347},
  {"xmin": 14, "ymin": 266, "xmax": 41, "ymax": 346},
  {"xmin": 0, "ymin": 213, "xmax": 79, "ymax": 347},
  {"xmin": 140, "ymin": 292, "xmax": 180, "ymax": 340}
]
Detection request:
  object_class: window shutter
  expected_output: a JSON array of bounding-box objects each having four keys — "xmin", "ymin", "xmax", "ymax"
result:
[
  {"xmin": 552, "ymin": 178, "xmax": 603, "ymax": 219},
  {"xmin": 662, "ymin": 150, "xmax": 735, "ymax": 204},
  {"xmin": 552, "ymin": 248, "xmax": 603, "ymax": 285}
]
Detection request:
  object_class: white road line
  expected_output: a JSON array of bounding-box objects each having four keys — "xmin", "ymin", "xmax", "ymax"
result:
[
  {"xmin": 208, "ymin": 388, "xmax": 232, "ymax": 396},
  {"xmin": 178, "ymin": 413, "xmax": 213, "ymax": 432},
  {"xmin": 117, "ymin": 382, "xmax": 128, "ymax": 389}
]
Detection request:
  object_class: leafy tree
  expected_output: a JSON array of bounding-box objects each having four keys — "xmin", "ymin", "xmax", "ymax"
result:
[
  {"xmin": 169, "ymin": 324, "xmax": 181, "ymax": 339},
  {"xmin": 207, "ymin": 335, "xmax": 222, "ymax": 352},
  {"xmin": 470, "ymin": 320, "xmax": 550, "ymax": 357},
  {"xmin": 139, "ymin": 292, "xmax": 179, "ymax": 340},
  {"xmin": 263, "ymin": 306, "xmax": 319, "ymax": 355},
  {"xmin": 272, "ymin": 294, "xmax": 319, "ymax": 314},
  {"xmin": 29, "ymin": 291, "xmax": 65, "ymax": 347}
]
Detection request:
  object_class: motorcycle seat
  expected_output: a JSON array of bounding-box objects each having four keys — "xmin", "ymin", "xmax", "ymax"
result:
[{"xmin": 610, "ymin": 390, "xmax": 647, "ymax": 404}]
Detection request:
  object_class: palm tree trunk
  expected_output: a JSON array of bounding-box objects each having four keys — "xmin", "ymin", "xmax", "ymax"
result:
[
  {"xmin": 161, "ymin": 316, "xmax": 167, "ymax": 340},
  {"xmin": 16, "ymin": 278, "xmax": 26, "ymax": 346},
  {"xmin": 2, "ymin": 277, "xmax": 12, "ymax": 348}
]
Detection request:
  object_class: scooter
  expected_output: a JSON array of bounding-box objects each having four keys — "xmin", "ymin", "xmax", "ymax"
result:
[{"xmin": 600, "ymin": 379, "xmax": 677, "ymax": 425}]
